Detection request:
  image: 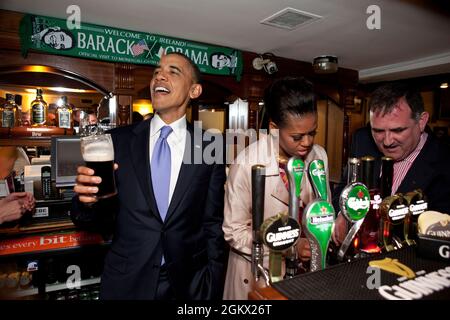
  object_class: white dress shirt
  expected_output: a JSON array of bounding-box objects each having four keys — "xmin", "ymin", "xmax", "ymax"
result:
[{"xmin": 149, "ymin": 114, "xmax": 186, "ymax": 204}]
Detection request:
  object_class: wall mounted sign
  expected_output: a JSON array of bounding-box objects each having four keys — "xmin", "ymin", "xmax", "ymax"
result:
[{"xmin": 20, "ymin": 14, "xmax": 243, "ymax": 80}]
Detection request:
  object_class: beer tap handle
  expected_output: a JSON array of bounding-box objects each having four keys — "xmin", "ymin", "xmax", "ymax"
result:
[
  {"xmin": 258, "ymin": 263, "xmax": 271, "ymax": 287},
  {"xmin": 308, "ymin": 159, "xmax": 328, "ymax": 201},
  {"xmin": 337, "ymin": 219, "xmax": 364, "ymax": 262},
  {"xmin": 252, "ymin": 165, "xmax": 265, "ymax": 235},
  {"xmin": 284, "ymin": 157, "xmax": 304, "ymax": 278},
  {"xmin": 251, "ymin": 165, "xmax": 266, "ymax": 280},
  {"xmin": 337, "ymin": 182, "xmax": 370, "ymax": 261},
  {"xmin": 286, "ymin": 157, "xmax": 304, "ymax": 220}
]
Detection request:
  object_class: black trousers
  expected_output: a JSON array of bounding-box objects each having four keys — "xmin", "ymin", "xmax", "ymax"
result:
[{"xmin": 155, "ymin": 265, "xmax": 175, "ymax": 300}]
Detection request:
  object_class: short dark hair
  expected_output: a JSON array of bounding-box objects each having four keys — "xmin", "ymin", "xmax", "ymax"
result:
[
  {"xmin": 264, "ymin": 76, "xmax": 316, "ymax": 127},
  {"xmin": 165, "ymin": 52, "xmax": 201, "ymax": 84},
  {"xmin": 369, "ymin": 82, "xmax": 424, "ymax": 121}
]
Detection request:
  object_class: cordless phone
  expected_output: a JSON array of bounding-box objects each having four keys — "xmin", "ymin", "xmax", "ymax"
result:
[{"xmin": 41, "ymin": 166, "xmax": 52, "ymax": 199}]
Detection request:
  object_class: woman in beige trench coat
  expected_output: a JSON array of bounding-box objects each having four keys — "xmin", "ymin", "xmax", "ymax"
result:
[{"xmin": 222, "ymin": 77, "xmax": 347, "ymax": 300}]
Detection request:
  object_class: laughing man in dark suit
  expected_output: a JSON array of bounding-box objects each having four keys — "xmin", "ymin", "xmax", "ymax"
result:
[{"xmin": 72, "ymin": 52, "xmax": 226, "ymax": 300}]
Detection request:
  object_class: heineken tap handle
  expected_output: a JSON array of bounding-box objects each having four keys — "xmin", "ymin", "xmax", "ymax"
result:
[
  {"xmin": 251, "ymin": 165, "xmax": 266, "ymax": 281},
  {"xmin": 309, "ymin": 159, "xmax": 328, "ymax": 201}
]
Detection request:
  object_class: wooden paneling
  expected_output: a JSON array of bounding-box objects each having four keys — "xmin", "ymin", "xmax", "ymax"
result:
[
  {"xmin": 0, "ymin": 49, "xmax": 115, "ymax": 93},
  {"xmin": 327, "ymin": 100, "xmax": 344, "ymax": 182}
]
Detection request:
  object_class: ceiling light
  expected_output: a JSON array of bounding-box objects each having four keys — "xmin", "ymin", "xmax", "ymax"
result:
[
  {"xmin": 313, "ymin": 55, "xmax": 338, "ymax": 74},
  {"xmin": 440, "ymin": 82, "xmax": 448, "ymax": 89}
]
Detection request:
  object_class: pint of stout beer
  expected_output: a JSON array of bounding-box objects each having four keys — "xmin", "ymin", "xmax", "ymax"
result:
[{"xmin": 80, "ymin": 133, "xmax": 117, "ymax": 199}]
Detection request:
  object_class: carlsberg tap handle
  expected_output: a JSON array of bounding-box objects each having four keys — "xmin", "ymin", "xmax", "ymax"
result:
[
  {"xmin": 286, "ymin": 157, "xmax": 305, "ymax": 220},
  {"xmin": 337, "ymin": 182, "xmax": 370, "ymax": 261},
  {"xmin": 308, "ymin": 159, "xmax": 328, "ymax": 201},
  {"xmin": 252, "ymin": 165, "xmax": 266, "ymax": 239}
]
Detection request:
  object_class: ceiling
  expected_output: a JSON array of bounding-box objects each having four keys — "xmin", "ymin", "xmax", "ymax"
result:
[{"xmin": 1, "ymin": 0, "xmax": 450, "ymax": 83}]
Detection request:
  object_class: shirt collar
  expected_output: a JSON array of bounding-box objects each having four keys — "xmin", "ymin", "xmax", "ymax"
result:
[
  {"xmin": 401, "ymin": 132, "xmax": 428, "ymax": 164},
  {"xmin": 150, "ymin": 113, "xmax": 186, "ymax": 139}
]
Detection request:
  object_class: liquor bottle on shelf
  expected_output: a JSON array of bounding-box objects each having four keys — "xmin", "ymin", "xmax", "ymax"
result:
[
  {"xmin": 31, "ymin": 88, "xmax": 48, "ymax": 126},
  {"xmin": 2, "ymin": 93, "xmax": 19, "ymax": 128},
  {"xmin": 14, "ymin": 94, "xmax": 23, "ymax": 126},
  {"xmin": 56, "ymin": 96, "xmax": 73, "ymax": 129},
  {"xmin": 357, "ymin": 156, "xmax": 382, "ymax": 254}
]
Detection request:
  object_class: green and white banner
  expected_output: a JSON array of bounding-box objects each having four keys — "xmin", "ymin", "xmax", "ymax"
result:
[{"xmin": 20, "ymin": 14, "xmax": 243, "ymax": 80}]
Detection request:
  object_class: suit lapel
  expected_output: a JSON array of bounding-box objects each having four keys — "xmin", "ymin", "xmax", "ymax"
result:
[
  {"xmin": 164, "ymin": 122, "xmax": 198, "ymax": 223},
  {"xmin": 397, "ymin": 136, "xmax": 435, "ymax": 194},
  {"xmin": 130, "ymin": 119, "xmax": 162, "ymax": 223}
]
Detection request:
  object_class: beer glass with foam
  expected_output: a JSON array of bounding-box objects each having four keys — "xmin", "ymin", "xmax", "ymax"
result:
[{"xmin": 80, "ymin": 133, "xmax": 117, "ymax": 199}]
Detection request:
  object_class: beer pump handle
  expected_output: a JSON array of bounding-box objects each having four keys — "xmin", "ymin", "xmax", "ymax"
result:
[
  {"xmin": 286, "ymin": 157, "xmax": 305, "ymax": 220},
  {"xmin": 308, "ymin": 159, "xmax": 328, "ymax": 201},
  {"xmin": 251, "ymin": 165, "xmax": 266, "ymax": 281},
  {"xmin": 284, "ymin": 157, "xmax": 305, "ymax": 278},
  {"xmin": 252, "ymin": 165, "xmax": 266, "ymax": 237}
]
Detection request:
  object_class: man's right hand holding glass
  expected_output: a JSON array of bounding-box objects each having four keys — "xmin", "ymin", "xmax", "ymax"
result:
[{"xmin": 74, "ymin": 164, "xmax": 118, "ymax": 204}]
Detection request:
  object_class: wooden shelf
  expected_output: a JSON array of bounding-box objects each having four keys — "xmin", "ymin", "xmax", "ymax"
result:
[{"xmin": 0, "ymin": 127, "xmax": 75, "ymax": 147}]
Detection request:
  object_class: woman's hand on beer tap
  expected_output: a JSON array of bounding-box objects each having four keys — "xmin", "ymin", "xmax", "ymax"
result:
[
  {"xmin": 74, "ymin": 164, "xmax": 118, "ymax": 203},
  {"xmin": 332, "ymin": 213, "xmax": 348, "ymax": 246},
  {"xmin": 297, "ymin": 237, "xmax": 311, "ymax": 261}
]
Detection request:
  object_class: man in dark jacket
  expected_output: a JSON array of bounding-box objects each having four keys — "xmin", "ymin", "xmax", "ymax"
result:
[
  {"xmin": 72, "ymin": 52, "xmax": 226, "ymax": 300},
  {"xmin": 333, "ymin": 82, "xmax": 450, "ymax": 220}
]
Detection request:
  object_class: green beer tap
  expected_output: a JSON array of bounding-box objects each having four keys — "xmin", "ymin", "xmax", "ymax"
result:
[
  {"xmin": 302, "ymin": 159, "xmax": 335, "ymax": 271},
  {"xmin": 287, "ymin": 157, "xmax": 305, "ymax": 221},
  {"xmin": 337, "ymin": 182, "xmax": 370, "ymax": 261},
  {"xmin": 308, "ymin": 159, "xmax": 328, "ymax": 201},
  {"xmin": 302, "ymin": 201, "xmax": 335, "ymax": 271},
  {"xmin": 284, "ymin": 157, "xmax": 305, "ymax": 278}
]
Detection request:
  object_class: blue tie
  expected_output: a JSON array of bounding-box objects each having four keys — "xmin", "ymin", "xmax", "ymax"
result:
[{"xmin": 151, "ymin": 126, "xmax": 173, "ymax": 221}]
